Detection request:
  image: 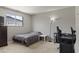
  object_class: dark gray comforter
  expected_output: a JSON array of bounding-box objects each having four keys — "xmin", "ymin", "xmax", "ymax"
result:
[{"xmin": 13, "ymin": 32, "xmax": 42, "ymax": 46}]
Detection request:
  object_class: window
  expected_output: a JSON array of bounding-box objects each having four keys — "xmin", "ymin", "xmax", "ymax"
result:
[{"xmin": 5, "ymin": 14, "xmax": 23, "ymax": 26}]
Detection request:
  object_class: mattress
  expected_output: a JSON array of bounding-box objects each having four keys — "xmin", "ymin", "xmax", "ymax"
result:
[{"xmin": 13, "ymin": 32, "xmax": 42, "ymax": 46}]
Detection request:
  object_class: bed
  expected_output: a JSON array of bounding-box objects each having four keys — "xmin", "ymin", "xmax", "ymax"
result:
[{"xmin": 13, "ymin": 32, "xmax": 42, "ymax": 46}]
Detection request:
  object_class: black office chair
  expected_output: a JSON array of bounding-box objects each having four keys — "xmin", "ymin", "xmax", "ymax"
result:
[
  {"xmin": 71, "ymin": 27, "xmax": 76, "ymax": 35},
  {"xmin": 70, "ymin": 27, "xmax": 76, "ymax": 44},
  {"xmin": 57, "ymin": 26, "xmax": 62, "ymax": 36},
  {"xmin": 55, "ymin": 26, "xmax": 62, "ymax": 43}
]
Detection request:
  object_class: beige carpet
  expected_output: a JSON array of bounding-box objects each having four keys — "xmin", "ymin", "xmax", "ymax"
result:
[{"xmin": 0, "ymin": 41, "xmax": 59, "ymax": 53}]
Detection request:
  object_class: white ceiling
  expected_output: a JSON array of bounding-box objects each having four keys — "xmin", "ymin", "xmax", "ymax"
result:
[{"xmin": 4, "ymin": 6, "xmax": 70, "ymax": 15}]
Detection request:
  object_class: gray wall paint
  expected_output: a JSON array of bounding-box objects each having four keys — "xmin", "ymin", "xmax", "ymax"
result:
[
  {"xmin": 0, "ymin": 7, "xmax": 32, "ymax": 43},
  {"xmin": 0, "ymin": 7, "xmax": 77, "ymax": 52},
  {"xmin": 75, "ymin": 7, "xmax": 79, "ymax": 52},
  {"xmin": 32, "ymin": 7, "xmax": 75, "ymax": 39}
]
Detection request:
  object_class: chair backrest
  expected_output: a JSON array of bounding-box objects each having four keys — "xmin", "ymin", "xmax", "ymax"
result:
[
  {"xmin": 71, "ymin": 27, "xmax": 76, "ymax": 35},
  {"xmin": 57, "ymin": 26, "xmax": 62, "ymax": 36},
  {"xmin": 71, "ymin": 27, "xmax": 76, "ymax": 44}
]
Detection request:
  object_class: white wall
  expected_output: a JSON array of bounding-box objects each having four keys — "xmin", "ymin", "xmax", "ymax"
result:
[
  {"xmin": 0, "ymin": 7, "xmax": 32, "ymax": 43},
  {"xmin": 32, "ymin": 7, "xmax": 75, "ymax": 39},
  {"xmin": 0, "ymin": 6, "xmax": 77, "ymax": 52},
  {"xmin": 75, "ymin": 7, "xmax": 79, "ymax": 52}
]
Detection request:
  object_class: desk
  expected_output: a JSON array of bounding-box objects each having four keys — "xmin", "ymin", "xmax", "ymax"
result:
[
  {"xmin": 60, "ymin": 36, "xmax": 76, "ymax": 53},
  {"xmin": 60, "ymin": 35, "xmax": 76, "ymax": 44},
  {"xmin": 54, "ymin": 33, "xmax": 76, "ymax": 43}
]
